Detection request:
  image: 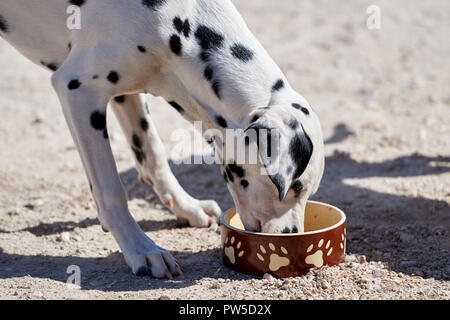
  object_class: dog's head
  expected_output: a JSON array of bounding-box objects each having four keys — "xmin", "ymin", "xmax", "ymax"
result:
[{"xmin": 222, "ymin": 99, "xmax": 324, "ymax": 233}]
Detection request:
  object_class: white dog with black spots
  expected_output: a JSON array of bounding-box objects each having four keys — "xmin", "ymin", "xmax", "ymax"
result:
[{"xmin": 0, "ymin": 0, "xmax": 324, "ymax": 278}]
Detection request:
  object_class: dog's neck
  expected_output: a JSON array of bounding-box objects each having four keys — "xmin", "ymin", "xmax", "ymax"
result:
[{"xmin": 149, "ymin": 0, "xmax": 295, "ymax": 133}]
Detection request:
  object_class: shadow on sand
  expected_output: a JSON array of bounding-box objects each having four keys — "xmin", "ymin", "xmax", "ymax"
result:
[{"xmin": 1, "ymin": 124, "xmax": 448, "ymax": 290}]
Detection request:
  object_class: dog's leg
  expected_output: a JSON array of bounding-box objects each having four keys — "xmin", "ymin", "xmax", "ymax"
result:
[
  {"xmin": 111, "ymin": 94, "xmax": 221, "ymax": 227},
  {"xmin": 51, "ymin": 58, "xmax": 181, "ymax": 278}
]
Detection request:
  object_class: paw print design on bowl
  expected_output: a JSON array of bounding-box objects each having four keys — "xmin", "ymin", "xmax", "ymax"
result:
[
  {"xmin": 257, "ymin": 243, "xmax": 290, "ymax": 272},
  {"xmin": 340, "ymin": 230, "xmax": 346, "ymax": 253},
  {"xmin": 305, "ymin": 239, "xmax": 331, "ymax": 268},
  {"xmin": 224, "ymin": 236, "xmax": 244, "ymax": 264},
  {"xmin": 305, "ymin": 231, "xmax": 346, "ymax": 268}
]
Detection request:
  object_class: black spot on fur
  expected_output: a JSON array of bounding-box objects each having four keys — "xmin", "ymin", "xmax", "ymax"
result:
[
  {"xmin": 140, "ymin": 118, "xmax": 149, "ymax": 132},
  {"xmin": 225, "ymin": 167, "xmax": 234, "ymax": 183},
  {"xmin": 132, "ymin": 133, "xmax": 143, "ymax": 149},
  {"xmin": 282, "ymin": 227, "xmax": 291, "ymax": 234},
  {"xmin": 289, "ymin": 125, "xmax": 313, "ymax": 180},
  {"xmin": 137, "ymin": 45, "xmax": 147, "ymax": 53},
  {"xmin": 282, "ymin": 226, "xmax": 298, "ymax": 234},
  {"xmin": 173, "ymin": 17, "xmax": 190, "ymax": 38},
  {"xmin": 215, "ymin": 115, "xmax": 228, "ymax": 128},
  {"xmin": 68, "ymin": 79, "xmax": 81, "ymax": 90},
  {"xmin": 291, "ymin": 180, "xmax": 303, "ymax": 197},
  {"xmin": 204, "ymin": 66, "xmax": 214, "ymax": 81},
  {"xmin": 286, "ymin": 119, "xmax": 299, "ymax": 130},
  {"xmin": 169, "ymin": 101, "xmax": 184, "ymax": 113},
  {"xmin": 114, "ymin": 95, "xmax": 126, "ymax": 104},
  {"xmin": 230, "ymin": 44, "xmax": 254, "ymax": 62},
  {"xmin": 0, "ymin": 15, "xmax": 9, "ymax": 33},
  {"xmin": 229, "ymin": 163, "xmax": 245, "ymax": 178},
  {"xmin": 272, "ymin": 79, "xmax": 285, "ymax": 92},
  {"xmin": 195, "ymin": 25, "xmax": 224, "ymax": 51},
  {"xmin": 107, "ymin": 71, "xmax": 120, "ymax": 84},
  {"xmin": 173, "ymin": 17, "xmax": 184, "ymax": 34},
  {"xmin": 41, "ymin": 61, "xmax": 59, "ymax": 72},
  {"xmin": 90, "ymin": 111, "xmax": 106, "ymax": 131},
  {"xmin": 182, "ymin": 19, "xmax": 191, "ymax": 38},
  {"xmin": 212, "ymin": 81, "xmax": 221, "ymax": 99},
  {"xmin": 132, "ymin": 147, "xmax": 146, "ymax": 164},
  {"xmin": 130, "ymin": 132, "xmax": 146, "ymax": 163},
  {"xmin": 240, "ymin": 179, "xmax": 249, "ymax": 189},
  {"xmin": 92, "ymin": 75, "xmax": 99, "ymax": 79},
  {"xmin": 90, "ymin": 111, "xmax": 109, "ymax": 139},
  {"xmin": 194, "ymin": 26, "xmax": 224, "ymax": 99},
  {"xmin": 292, "ymin": 103, "xmax": 310, "ymax": 115},
  {"xmin": 169, "ymin": 34, "xmax": 182, "ymax": 55},
  {"xmin": 68, "ymin": 42, "xmax": 72, "ymax": 51},
  {"xmin": 142, "ymin": 0, "xmax": 166, "ymax": 10},
  {"xmin": 70, "ymin": 0, "xmax": 86, "ymax": 7}
]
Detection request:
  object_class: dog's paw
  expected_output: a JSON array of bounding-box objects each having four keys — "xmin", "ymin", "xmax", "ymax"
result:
[
  {"xmin": 119, "ymin": 230, "xmax": 182, "ymax": 278},
  {"xmin": 164, "ymin": 194, "xmax": 222, "ymax": 228}
]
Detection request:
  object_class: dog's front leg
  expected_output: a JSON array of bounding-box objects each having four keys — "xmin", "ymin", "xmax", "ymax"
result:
[
  {"xmin": 51, "ymin": 58, "xmax": 181, "ymax": 278},
  {"xmin": 111, "ymin": 94, "xmax": 221, "ymax": 227}
]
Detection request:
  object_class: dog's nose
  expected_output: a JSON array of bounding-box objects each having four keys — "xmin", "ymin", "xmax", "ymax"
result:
[{"xmin": 281, "ymin": 225, "xmax": 299, "ymax": 234}]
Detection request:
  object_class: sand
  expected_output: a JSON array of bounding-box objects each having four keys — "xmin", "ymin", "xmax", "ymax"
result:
[{"xmin": 0, "ymin": 0, "xmax": 449, "ymax": 300}]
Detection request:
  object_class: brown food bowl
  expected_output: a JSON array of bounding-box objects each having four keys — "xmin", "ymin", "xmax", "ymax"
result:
[{"xmin": 220, "ymin": 201, "xmax": 346, "ymax": 278}]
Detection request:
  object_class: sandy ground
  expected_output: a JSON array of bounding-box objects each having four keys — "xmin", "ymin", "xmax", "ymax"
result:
[{"xmin": 0, "ymin": 0, "xmax": 449, "ymax": 300}]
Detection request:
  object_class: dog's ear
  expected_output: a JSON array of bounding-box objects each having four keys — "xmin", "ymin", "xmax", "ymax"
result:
[
  {"xmin": 246, "ymin": 123, "xmax": 313, "ymax": 201},
  {"xmin": 289, "ymin": 124, "xmax": 314, "ymax": 180}
]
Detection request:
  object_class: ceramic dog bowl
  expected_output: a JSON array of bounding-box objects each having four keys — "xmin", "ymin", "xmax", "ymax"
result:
[{"xmin": 220, "ymin": 201, "xmax": 346, "ymax": 278}]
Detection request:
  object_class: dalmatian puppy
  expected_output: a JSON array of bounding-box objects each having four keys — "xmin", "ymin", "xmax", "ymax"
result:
[{"xmin": 0, "ymin": 0, "xmax": 324, "ymax": 278}]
